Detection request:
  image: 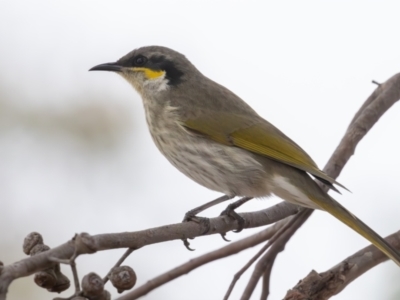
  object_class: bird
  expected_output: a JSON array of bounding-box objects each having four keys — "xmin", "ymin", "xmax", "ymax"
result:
[{"xmin": 90, "ymin": 45, "xmax": 400, "ymax": 266}]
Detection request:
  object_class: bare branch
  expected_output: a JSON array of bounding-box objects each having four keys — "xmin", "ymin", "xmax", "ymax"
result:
[
  {"xmin": 327, "ymin": 72, "xmax": 400, "ymax": 179},
  {"xmin": 260, "ymin": 258, "xmax": 274, "ymax": 300}
]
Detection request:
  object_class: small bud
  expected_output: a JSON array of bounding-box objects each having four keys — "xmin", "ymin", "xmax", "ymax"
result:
[
  {"xmin": 33, "ymin": 266, "xmax": 70, "ymax": 293},
  {"xmin": 49, "ymin": 266, "xmax": 70, "ymax": 293},
  {"xmin": 34, "ymin": 271, "xmax": 57, "ymax": 289},
  {"xmin": 109, "ymin": 266, "xmax": 137, "ymax": 293},
  {"xmin": 82, "ymin": 272, "xmax": 104, "ymax": 297},
  {"xmin": 23, "ymin": 232, "xmax": 43, "ymax": 255}
]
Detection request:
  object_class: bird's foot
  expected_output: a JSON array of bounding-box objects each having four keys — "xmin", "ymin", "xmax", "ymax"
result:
[
  {"xmin": 180, "ymin": 195, "xmax": 234, "ymax": 250},
  {"xmin": 181, "ymin": 214, "xmax": 211, "ymax": 251},
  {"xmin": 220, "ymin": 205, "xmax": 246, "ymax": 233},
  {"xmin": 219, "ymin": 197, "xmax": 253, "ymax": 240}
]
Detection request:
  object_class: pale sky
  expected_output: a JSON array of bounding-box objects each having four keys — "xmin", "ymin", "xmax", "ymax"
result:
[{"xmin": 1, "ymin": 1, "xmax": 400, "ymax": 299}]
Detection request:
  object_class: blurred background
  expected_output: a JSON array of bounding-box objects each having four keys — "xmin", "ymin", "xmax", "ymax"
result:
[{"xmin": 1, "ymin": 1, "xmax": 400, "ymax": 299}]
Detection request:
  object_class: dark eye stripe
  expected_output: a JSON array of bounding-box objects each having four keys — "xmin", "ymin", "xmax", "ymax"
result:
[{"xmin": 149, "ymin": 55, "xmax": 184, "ymax": 86}]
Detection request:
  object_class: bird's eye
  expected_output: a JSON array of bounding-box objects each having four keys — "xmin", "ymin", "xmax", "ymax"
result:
[{"xmin": 133, "ymin": 55, "xmax": 147, "ymax": 66}]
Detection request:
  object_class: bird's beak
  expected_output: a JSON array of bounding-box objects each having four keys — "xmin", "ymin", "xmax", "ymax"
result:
[{"xmin": 89, "ymin": 62, "xmax": 123, "ymax": 72}]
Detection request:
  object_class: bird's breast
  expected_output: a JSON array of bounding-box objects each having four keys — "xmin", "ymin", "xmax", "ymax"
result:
[{"xmin": 142, "ymin": 98, "xmax": 185, "ymax": 154}]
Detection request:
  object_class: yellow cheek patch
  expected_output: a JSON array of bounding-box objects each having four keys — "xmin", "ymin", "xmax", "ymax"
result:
[{"xmin": 133, "ymin": 67, "xmax": 165, "ymax": 79}]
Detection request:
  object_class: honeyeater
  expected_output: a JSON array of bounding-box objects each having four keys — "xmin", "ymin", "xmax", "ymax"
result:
[{"xmin": 90, "ymin": 46, "xmax": 400, "ymax": 266}]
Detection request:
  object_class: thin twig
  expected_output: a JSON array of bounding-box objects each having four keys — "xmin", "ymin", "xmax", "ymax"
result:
[
  {"xmin": 371, "ymin": 80, "xmax": 381, "ymax": 86},
  {"xmin": 70, "ymin": 260, "xmax": 80, "ymax": 294},
  {"xmin": 240, "ymin": 209, "xmax": 313, "ymax": 300},
  {"xmin": 260, "ymin": 258, "xmax": 274, "ymax": 300},
  {"xmin": 103, "ymin": 248, "xmax": 136, "ymax": 283},
  {"xmin": 49, "ymin": 254, "xmax": 80, "ymax": 294},
  {"xmin": 223, "ymin": 216, "xmax": 295, "ymax": 300}
]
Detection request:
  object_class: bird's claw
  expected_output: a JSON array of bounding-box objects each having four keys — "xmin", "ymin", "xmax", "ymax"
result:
[
  {"xmin": 181, "ymin": 216, "xmax": 211, "ymax": 251},
  {"xmin": 220, "ymin": 232, "xmax": 231, "ymax": 242},
  {"xmin": 182, "ymin": 238, "xmax": 195, "ymax": 251}
]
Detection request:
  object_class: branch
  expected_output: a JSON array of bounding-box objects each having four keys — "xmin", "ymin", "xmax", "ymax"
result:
[
  {"xmin": 325, "ymin": 72, "xmax": 400, "ymax": 180},
  {"xmin": 284, "ymin": 230, "xmax": 400, "ymax": 300}
]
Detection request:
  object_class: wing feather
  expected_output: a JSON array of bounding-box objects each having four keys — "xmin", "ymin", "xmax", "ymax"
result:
[{"xmin": 183, "ymin": 113, "xmax": 347, "ymax": 191}]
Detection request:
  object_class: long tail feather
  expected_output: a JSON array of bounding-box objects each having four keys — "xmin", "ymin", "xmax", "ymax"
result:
[{"xmin": 312, "ymin": 195, "xmax": 400, "ymax": 267}]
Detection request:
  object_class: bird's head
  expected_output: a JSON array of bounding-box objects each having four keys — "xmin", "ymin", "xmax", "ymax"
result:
[{"xmin": 90, "ymin": 46, "xmax": 195, "ymax": 96}]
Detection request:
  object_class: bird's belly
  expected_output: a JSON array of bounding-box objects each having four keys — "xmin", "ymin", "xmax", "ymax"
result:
[{"xmin": 152, "ymin": 129, "xmax": 270, "ymax": 197}]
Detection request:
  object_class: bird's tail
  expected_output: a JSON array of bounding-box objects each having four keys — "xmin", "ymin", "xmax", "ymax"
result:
[{"xmin": 312, "ymin": 194, "xmax": 400, "ymax": 267}]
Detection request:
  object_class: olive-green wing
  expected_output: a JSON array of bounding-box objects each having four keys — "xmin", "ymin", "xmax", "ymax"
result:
[{"xmin": 183, "ymin": 112, "xmax": 347, "ymax": 191}]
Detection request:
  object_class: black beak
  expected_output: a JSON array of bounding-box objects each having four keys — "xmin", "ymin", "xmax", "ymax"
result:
[{"xmin": 89, "ymin": 62, "xmax": 123, "ymax": 72}]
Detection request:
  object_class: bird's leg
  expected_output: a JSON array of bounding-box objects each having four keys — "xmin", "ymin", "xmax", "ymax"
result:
[
  {"xmin": 220, "ymin": 196, "xmax": 253, "ymax": 240},
  {"xmin": 183, "ymin": 194, "xmax": 235, "ymax": 222},
  {"xmin": 182, "ymin": 194, "xmax": 234, "ymax": 251}
]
